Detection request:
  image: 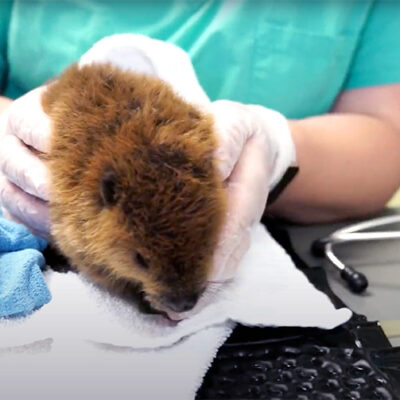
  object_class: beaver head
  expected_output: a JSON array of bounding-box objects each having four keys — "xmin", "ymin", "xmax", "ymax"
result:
[{"xmin": 43, "ymin": 63, "xmax": 226, "ymax": 314}]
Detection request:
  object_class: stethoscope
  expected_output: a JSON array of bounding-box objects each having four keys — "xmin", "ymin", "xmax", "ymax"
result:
[{"xmin": 311, "ymin": 215, "xmax": 400, "ymax": 294}]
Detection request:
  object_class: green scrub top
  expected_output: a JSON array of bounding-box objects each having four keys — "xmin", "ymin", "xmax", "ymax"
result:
[{"xmin": 0, "ymin": 0, "xmax": 400, "ymax": 119}]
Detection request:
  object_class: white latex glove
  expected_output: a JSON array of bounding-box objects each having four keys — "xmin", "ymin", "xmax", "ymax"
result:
[
  {"xmin": 79, "ymin": 34, "xmax": 210, "ymax": 109},
  {"xmin": 0, "ymin": 34, "xmax": 208, "ymax": 241},
  {"xmin": 0, "ymin": 87, "xmax": 51, "ymax": 238},
  {"xmin": 209, "ymin": 100, "xmax": 297, "ymax": 282}
]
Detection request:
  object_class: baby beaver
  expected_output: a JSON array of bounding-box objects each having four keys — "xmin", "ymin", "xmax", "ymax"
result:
[{"xmin": 42, "ymin": 63, "xmax": 226, "ymax": 315}]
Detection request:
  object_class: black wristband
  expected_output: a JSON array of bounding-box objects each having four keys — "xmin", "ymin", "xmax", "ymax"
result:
[{"xmin": 267, "ymin": 166, "xmax": 299, "ymax": 206}]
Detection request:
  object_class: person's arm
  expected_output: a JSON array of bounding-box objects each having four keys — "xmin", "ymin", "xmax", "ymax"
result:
[
  {"xmin": 268, "ymin": 84, "xmax": 400, "ymax": 224},
  {"xmin": 0, "ymin": 95, "xmax": 12, "ymax": 114}
]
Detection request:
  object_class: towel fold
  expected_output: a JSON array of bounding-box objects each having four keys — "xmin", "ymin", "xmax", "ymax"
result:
[
  {"xmin": 0, "ymin": 214, "xmax": 50, "ymax": 318},
  {"xmin": 1, "ymin": 224, "xmax": 352, "ymax": 347}
]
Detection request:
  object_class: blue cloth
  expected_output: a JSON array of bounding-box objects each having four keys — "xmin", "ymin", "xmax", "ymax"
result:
[{"xmin": 0, "ymin": 216, "xmax": 51, "ymax": 318}]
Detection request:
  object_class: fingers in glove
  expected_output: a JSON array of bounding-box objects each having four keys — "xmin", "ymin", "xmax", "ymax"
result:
[
  {"xmin": 211, "ymin": 136, "xmax": 270, "ymax": 281},
  {"xmin": 211, "ymin": 100, "xmax": 254, "ymax": 181},
  {"xmin": 210, "ymin": 229, "xmax": 251, "ymax": 282},
  {"xmin": 0, "ymin": 175, "xmax": 50, "ymax": 237},
  {"xmin": 6, "ymin": 87, "xmax": 51, "ymax": 153},
  {"xmin": 0, "ymin": 134, "xmax": 49, "ymax": 200},
  {"xmin": 227, "ymin": 135, "xmax": 270, "ymax": 224},
  {"xmin": 1, "ymin": 206, "xmax": 48, "ymax": 239},
  {"xmin": 220, "ymin": 230, "xmax": 251, "ymax": 281}
]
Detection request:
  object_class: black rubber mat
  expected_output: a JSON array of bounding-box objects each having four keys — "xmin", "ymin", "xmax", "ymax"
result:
[
  {"xmin": 196, "ymin": 220, "xmax": 400, "ymax": 399},
  {"xmin": 197, "ymin": 334, "xmax": 397, "ymax": 399}
]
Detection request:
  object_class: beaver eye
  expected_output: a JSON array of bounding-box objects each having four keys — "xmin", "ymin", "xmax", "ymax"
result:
[
  {"xmin": 100, "ymin": 169, "xmax": 118, "ymax": 206},
  {"xmin": 135, "ymin": 252, "xmax": 149, "ymax": 269}
]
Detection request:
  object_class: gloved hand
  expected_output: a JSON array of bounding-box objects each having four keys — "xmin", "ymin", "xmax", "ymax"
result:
[
  {"xmin": 0, "ymin": 34, "xmax": 210, "ymax": 241},
  {"xmin": 0, "ymin": 87, "xmax": 51, "ymax": 238},
  {"xmin": 209, "ymin": 100, "xmax": 296, "ymax": 282}
]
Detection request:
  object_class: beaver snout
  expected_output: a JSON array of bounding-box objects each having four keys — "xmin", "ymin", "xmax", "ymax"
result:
[{"xmin": 159, "ymin": 290, "xmax": 204, "ymax": 313}]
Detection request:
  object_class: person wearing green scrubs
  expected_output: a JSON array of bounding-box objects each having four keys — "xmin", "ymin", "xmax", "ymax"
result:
[{"xmin": 0, "ymin": 0, "xmax": 400, "ymax": 227}]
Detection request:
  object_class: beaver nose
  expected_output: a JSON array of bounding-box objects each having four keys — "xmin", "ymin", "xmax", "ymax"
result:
[{"xmin": 161, "ymin": 293, "xmax": 200, "ymax": 313}]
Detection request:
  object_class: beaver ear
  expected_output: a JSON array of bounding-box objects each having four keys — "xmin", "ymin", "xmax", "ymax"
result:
[{"xmin": 100, "ymin": 169, "xmax": 119, "ymax": 206}]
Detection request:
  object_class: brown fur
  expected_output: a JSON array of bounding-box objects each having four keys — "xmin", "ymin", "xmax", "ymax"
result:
[{"xmin": 42, "ymin": 63, "xmax": 226, "ymax": 313}]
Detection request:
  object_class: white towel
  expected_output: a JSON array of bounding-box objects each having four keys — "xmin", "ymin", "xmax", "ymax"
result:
[
  {"xmin": 0, "ymin": 35, "xmax": 352, "ymax": 400},
  {"xmin": 0, "ymin": 224, "xmax": 351, "ymax": 400}
]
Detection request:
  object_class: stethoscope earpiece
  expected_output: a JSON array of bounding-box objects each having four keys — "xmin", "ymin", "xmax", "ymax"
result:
[
  {"xmin": 312, "ymin": 239, "xmax": 369, "ymax": 293},
  {"xmin": 340, "ymin": 265, "xmax": 368, "ymax": 294}
]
